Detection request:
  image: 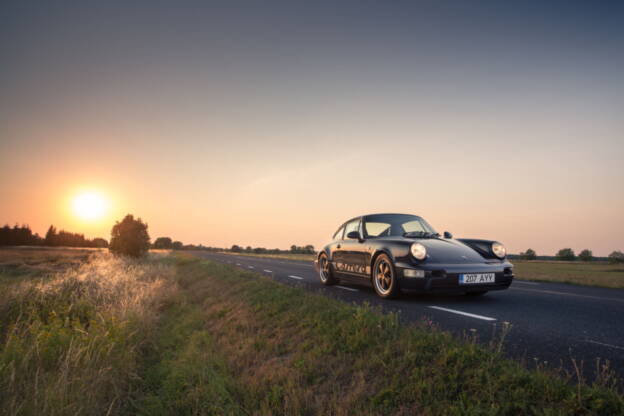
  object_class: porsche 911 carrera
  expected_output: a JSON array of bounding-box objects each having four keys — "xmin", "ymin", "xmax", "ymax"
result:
[{"xmin": 314, "ymin": 213, "xmax": 514, "ymax": 298}]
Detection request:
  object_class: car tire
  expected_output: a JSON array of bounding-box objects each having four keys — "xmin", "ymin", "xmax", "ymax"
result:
[
  {"xmin": 318, "ymin": 253, "xmax": 338, "ymax": 285},
  {"xmin": 465, "ymin": 290, "xmax": 488, "ymax": 296},
  {"xmin": 372, "ymin": 254, "xmax": 400, "ymax": 299}
]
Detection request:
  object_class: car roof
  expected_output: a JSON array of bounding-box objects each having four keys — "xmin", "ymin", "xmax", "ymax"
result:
[{"xmin": 341, "ymin": 213, "xmax": 422, "ymax": 225}]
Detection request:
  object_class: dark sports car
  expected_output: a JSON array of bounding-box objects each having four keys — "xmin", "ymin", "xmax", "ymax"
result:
[{"xmin": 314, "ymin": 213, "xmax": 513, "ymax": 298}]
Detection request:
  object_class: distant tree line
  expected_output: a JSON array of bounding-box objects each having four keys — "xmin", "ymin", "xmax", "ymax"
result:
[
  {"xmin": 0, "ymin": 224, "xmax": 108, "ymax": 248},
  {"xmin": 151, "ymin": 238, "xmax": 316, "ymax": 255},
  {"xmin": 513, "ymin": 247, "xmax": 624, "ymax": 263},
  {"xmin": 152, "ymin": 236, "xmax": 223, "ymax": 251},
  {"xmin": 227, "ymin": 244, "xmax": 315, "ymax": 254}
]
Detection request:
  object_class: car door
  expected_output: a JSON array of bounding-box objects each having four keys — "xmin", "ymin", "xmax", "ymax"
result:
[
  {"xmin": 328, "ymin": 224, "xmax": 345, "ymax": 272},
  {"xmin": 339, "ymin": 218, "xmax": 368, "ymax": 277}
]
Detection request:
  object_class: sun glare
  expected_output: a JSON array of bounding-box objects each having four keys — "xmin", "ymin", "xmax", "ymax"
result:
[{"xmin": 72, "ymin": 191, "xmax": 108, "ymax": 221}]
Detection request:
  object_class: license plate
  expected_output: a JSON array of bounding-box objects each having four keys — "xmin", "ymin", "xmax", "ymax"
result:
[{"xmin": 459, "ymin": 273, "xmax": 495, "ymax": 284}]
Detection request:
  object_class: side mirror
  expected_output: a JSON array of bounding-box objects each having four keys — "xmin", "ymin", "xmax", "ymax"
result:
[
  {"xmin": 444, "ymin": 231, "xmax": 453, "ymax": 239},
  {"xmin": 346, "ymin": 231, "xmax": 361, "ymax": 240}
]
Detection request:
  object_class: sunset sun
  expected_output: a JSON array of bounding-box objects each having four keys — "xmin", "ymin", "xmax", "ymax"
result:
[{"xmin": 72, "ymin": 191, "xmax": 108, "ymax": 221}]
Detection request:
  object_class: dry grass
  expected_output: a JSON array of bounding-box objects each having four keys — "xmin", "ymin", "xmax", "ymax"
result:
[
  {"xmin": 0, "ymin": 247, "xmax": 103, "ymax": 284},
  {"xmin": 0, "ymin": 251, "xmax": 176, "ymax": 416},
  {"xmin": 512, "ymin": 260, "xmax": 624, "ymax": 288}
]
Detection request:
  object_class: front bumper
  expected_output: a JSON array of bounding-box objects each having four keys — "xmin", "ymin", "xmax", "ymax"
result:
[{"xmin": 396, "ymin": 262, "xmax": 514, "ymax": 293}]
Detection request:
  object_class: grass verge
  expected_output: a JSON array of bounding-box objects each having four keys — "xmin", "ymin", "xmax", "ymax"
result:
[{"xmin": 151, "ymin": 254, "xmax": 622, "ymax": 415}]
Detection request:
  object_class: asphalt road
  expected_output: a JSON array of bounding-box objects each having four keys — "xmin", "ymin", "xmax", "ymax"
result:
[{"xmin": 192, "ymin": 252, "xmax": 624, "ymax": 381}]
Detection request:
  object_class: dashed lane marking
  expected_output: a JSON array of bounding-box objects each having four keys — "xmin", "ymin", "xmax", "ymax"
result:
[
  {"xmin": 428, "ymin": 306, "xmax": 496, "ymax": 321},
  {"xmin": 336, "ymin": 286, "xmax": 358, "ymax": 292}
]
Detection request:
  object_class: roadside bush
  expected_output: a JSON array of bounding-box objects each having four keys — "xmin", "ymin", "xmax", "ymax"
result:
[
  {"xmin": 578, "ymin": 249, "xmax": 593, "ymax": 262},
  {"xmin": 556, "ymin": 248, "xmax": 575, "ymax": 261},
  {"xmin": 608, "ymin": 250, "xmax": 624, "ymax": 264},
  {"xmin": 109, "ymin": 214, "xmax": 150, "ymax": 257}
]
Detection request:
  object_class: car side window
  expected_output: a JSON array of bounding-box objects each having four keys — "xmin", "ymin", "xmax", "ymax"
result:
[
  {"xmin": 332, "ymin": 226, "xmax": 345, "ymax": 240},
  {"xmin": 364, "ymin": 221, "xmax": 391, "ymax": 238},
  {"xmin": 343, "ymin": 219, "xmax": 360, "ymax": 239}
]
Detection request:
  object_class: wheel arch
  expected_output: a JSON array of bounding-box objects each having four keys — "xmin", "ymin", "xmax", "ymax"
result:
[{"xmin": 370, "ymin": 248, "xmax": 395, "ymax": 277}]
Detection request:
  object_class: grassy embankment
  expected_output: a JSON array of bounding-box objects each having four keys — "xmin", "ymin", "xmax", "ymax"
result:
[
  {"xmin": 220, "ymin": 252, "xmax": 624, "ymax": 289},
  {"xmin": 1, "ymin": 248, "xmax": 623, "ymax": 415}
]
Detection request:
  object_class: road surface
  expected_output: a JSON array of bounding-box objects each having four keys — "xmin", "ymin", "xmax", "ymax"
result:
[{"xmin": 192, "ymin": 251, "xmax": 624, "ymax": 381}]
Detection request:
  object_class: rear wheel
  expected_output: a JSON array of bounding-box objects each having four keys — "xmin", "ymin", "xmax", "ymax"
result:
[
  {"xmin": 318, "ymin": 253, "xmax": 338, "ymax": 285},
  {"xmin": 465, "ymin": 290, "xmax": 488, "ymax": 297},
  {"xmin": 372, "ymin": 254, "xmax": 400, "ymax": 299}
]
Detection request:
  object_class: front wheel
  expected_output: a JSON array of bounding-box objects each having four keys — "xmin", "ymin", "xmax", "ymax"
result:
[
  {"xmin": 372, "ymin": 254, "xmax": 400, "ymax": 299},
  {"xmin": 318, "ymin": 253, "xmax": 338, "ymax": 285}
]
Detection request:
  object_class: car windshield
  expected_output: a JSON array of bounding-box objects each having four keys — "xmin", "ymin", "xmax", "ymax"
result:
[{"xmin": 363, "ymin": 214, "xmax": 437, "ymax": 238}]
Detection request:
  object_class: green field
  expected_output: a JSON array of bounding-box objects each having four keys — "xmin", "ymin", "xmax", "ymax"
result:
[
  {"xmin": 220, "ymin": 252, "xmax": 624, "ymax": 289},
  {"xmin": 512, "ymin": 260, "xmax": 624, "ymax": 289},
  {"xmin": 0, "ymin": 247, "xmax": 622, "ymax": 414}
]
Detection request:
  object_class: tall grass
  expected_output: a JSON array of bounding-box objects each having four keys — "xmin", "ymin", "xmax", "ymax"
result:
[{"xmin": 0, "ymin": 253, "xmax": 176, "ymax": 416}]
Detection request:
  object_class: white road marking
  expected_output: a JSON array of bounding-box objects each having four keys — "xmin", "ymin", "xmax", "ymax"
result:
[
  {"xmin": 248, "ymin": 266, "xmax": 254, "ymax": 269},
  {"xmin": 288, "ymin": 275, "xmax": 304, "ymax": 280},
  {"xmin": 264, "ymin": 269, "xmax": 273, "ymax": 273},
  {"xmin": 236, "ymin": 263, "xmax": 241, "ymax": 266},
  {"xmin": 585, "ymin": 340, "xmax": 624, "ymax": 350},
  {"xmin": 514, "ymin": 280, "xmax": 540, "ymax": 285},
  {"xmin": 428, "ymin": 306, "xmax": 496, "ymax": 321},
  {"xmin": 336, "ymin": 285, "xmax": 358, "ymax": 292}
]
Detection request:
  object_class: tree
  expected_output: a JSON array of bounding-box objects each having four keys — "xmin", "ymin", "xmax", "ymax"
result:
[
  {"xmin": 172, "ymin": 241, "xmax": 183, "ymax": 250},
  {"xmin": 230, "ymin": 244, "xmax": 241, "ymax": 253},
  {"xmin": 0, "ymin": 224, "xmax": 42, "ymax": 246},
  {"xmin": 608, "ymin": 251, "xmax": 624, "ymax": 264},
  {"xmin": 556, "ymin": 248, "xmax": 575, "ymax": 261},
  {"xmin": 578, "ymin": 249, "xmax": 593, "ymax": 262},
  {"xmin": 45, "ymin": 225, "xmax": 57, "ymax": 246},
  {"xmin": 109, "ymin": 214, "xmax": 150, "ymax": 257},
  {"xmin": 154, "ymin": 237, "xmax": 173, "ymax": 249},
  {"xmin": 520, "ymin": 248, "xmax": 536, "ymax": 260}
]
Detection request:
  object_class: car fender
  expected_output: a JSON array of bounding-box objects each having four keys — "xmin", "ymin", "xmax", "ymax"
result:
[
  {"xmin": 457, "ymin": 238, "xmax": 500, "ymax": 260},
  {"xmin": 370, "ymin": 247, "xmax": 396, "ymax": 272}
]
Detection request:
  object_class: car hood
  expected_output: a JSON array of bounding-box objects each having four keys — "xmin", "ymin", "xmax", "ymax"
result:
[{"xmin": 385, "ymin": 237, "xmax": 486, "ymax": 264}]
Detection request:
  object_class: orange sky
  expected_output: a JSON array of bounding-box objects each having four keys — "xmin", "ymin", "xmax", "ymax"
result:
[{"xmin": 1, "ymin": 2, "xmax": 623, "ymax": 256}]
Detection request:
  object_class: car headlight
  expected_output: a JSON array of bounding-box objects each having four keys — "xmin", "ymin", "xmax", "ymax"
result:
[
  {"xmin": 492, "ymin": 242, "xmax": 506, "ymax": 259},
  {"xmin": 410, "ymin": 243, "xmax": 427, "ymax": 260}
]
